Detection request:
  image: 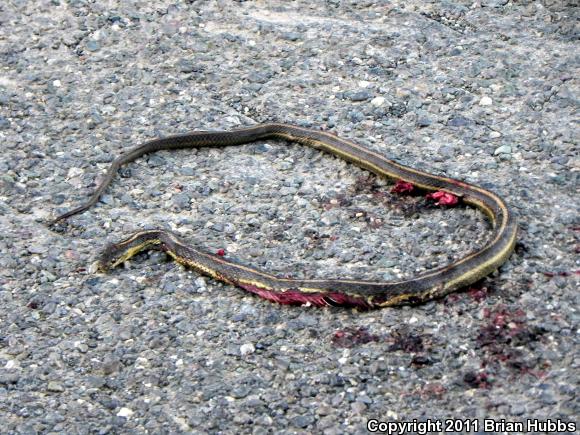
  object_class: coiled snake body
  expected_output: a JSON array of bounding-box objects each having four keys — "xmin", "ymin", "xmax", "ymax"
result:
[{"xmin": 52, "ymin": 123, "xmax": 517, "ymax": 308}]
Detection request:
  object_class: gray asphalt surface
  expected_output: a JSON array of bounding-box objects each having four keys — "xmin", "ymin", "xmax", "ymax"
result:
[{"xmin": 0, "ymin": 1, "xmax": 578, "ymax": 434}]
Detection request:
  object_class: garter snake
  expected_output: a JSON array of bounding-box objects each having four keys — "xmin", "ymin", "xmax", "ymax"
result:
[{"xmin": 51, "ymin": 123, "xmax": 517, "ymax": 308}]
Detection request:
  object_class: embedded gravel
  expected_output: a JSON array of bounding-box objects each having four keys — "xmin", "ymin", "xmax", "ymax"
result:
[{"xmin": 0, "ymin": 1, "xmax": 578, "ymax": 434}]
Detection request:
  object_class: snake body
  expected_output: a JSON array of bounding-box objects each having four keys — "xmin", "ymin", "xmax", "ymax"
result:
[{"xmin": 52, "ymin": 123, "xmax": 517, "ymax": 308}]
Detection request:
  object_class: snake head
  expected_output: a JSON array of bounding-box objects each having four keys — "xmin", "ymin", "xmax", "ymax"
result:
[
  {"xmin": 94, "ymin": 242, "xmax": 132, "ymax": 273},
  {"xmin": 93, "ymin": 231, "xmax": 163, "ymax": 274}
]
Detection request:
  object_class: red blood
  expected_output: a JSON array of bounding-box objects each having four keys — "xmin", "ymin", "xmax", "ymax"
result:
[
  {"xmin": 426, "ymin": 191, "xmax": 459, "ymax": 206},
  {"xmin": 332, "ymin": 327, "xmax": 380, "ymax": 347},
  {"xmin": 236, "ymin": 283, "xmax": 370, "ymax": 308},
  {"xmin": 216, "ymin": 249, "xmax": 225, "ymax": 256},
  {"xmin": 469, "ymin": 287, "xmax": 489, "ymax": 302},
  {"xmin": 542, "ymin": 271, "xmax": 555, "ymax": 278},
  {"xmin": 391, "ymin": 180, "xmax": 415, "ymax": 194},
  {"xmin": 542, "ymin": 270, "xmax": 579, "ymax": 277}
]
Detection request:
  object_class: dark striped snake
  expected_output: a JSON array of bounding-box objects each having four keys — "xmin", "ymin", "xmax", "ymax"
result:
[{"xmin": 51, "ymin": 123, "xmax": 517, "ymax": 308}]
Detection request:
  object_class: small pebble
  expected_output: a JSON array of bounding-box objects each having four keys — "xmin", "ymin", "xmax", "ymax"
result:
[
  {"xmin": 240, "ymin": 343, "xmax": 255, "ymax": 356},
  {"xmin": 494, "ymin": 145, "xmax": 512, "ymax": 155},
  {"xmin": 479, "ymin": 96, "xmax": 493, "ymax": 106},
  {"xmin": 371, "ymin": 96, "xmax": 385, "ymax": 107},
  {"xmin": 116, "ymin": 408, "xmax": 134, "ymax": 418},
  {"xmin": 348, "ymin": 91, "xmax": 372, "ymax": 102},
  {"xmin": 47, "ymin": 382, "xmax": 65, "ymax": 393}
]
